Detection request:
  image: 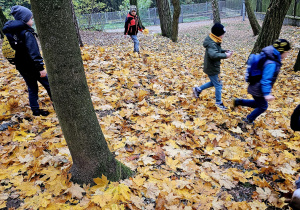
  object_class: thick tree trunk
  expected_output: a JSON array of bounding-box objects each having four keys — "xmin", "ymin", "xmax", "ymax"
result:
[
  {"xmin": 130, "ymin": 0, "xmax": 144, "ymax": 29},
  {"xmin": 294, "ymin": 51, "xmax": 300, "ymax": 72},
  {"xmin": 171, "ymin": 0, "xmax": 181, "ymax": 42},
  {"xmin": 251, "ymin": 0, "xmax": 293, "ymax": 54},
  {"xmin": 0, "ymin": 7, "xmax": 7, "ymax": 38},
  {"xmin": 30, "ymin": 0, "xmax": 133, "ymax": 185},
  {"xmin": 245, "ymin": 0, "xmax": 261, "ymax": 36},
  {"xmin": 156, "ymin": 0, "xmax": 172, "ymax": 38},
  {"xmin": 212, "ymin": 0, "xmax": 221, "ymax": 24},
  {"xmin": 70, "ymin": 0, "xmax": 84, "ymax": 47}
]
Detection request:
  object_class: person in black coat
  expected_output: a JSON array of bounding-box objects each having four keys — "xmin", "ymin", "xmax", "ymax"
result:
[{"xmin": 3, "ymin": 6, "xmax": 51, "ymax": 116}]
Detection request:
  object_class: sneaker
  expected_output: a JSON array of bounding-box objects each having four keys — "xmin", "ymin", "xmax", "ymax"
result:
[
  {"xmin": 242, "ymin": 118, "xmax": 254, "ymax": 125},
  {"xmin": 32, "ymin": 109, "xmax": 50, "ymax": 116},
  {"xmin": 216, "ymin": 103, "xmax": 228, "ymax": 110},
  {"xmin": 290, "ymin": 188, "xmax": 300, "ymax": 209},
  {"xmin": 193, "ymin": 87, "xmax": 201, "ymax": 98}
]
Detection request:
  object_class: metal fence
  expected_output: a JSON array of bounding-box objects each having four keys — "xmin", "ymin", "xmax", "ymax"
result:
[{"xmin": 78, "ymin": 1, "xmax": 244, "ymax": 30}]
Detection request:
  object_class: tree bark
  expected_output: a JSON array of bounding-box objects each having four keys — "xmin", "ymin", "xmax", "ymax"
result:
[
  {"xmin": 70, "ymin": 0, "xmax": 84, "ymax": 47},
  {"xmin": 171, "ymin": 0, "xmax": 181, "ymax": 42},
  {"xmin": 251, "ymin": 0, "xmax": 293, "ymax": 54},
  {"xmin": 212, "ymin": 0, "xmax": 221, "ymax": 24},
  {"xmin": 294, "ymin": 51, "xmax": 300, "ymax": 72},
  {"xmin": 0, "ymin": 7, "xmax": 7, "ymax": 38},
  {"xmin": 245, "ymin": 0, "xmax": 261, "ymax": 36},
  {"xmin": 130, "ymin": 0, "xmax": 144, "ymax": 29},
  {"xmin": 30, "ymin": 0, "xmax": 133, "ymax": 185},
  {"xmin": 156, "ymin": 0, "xmax": 172, "ymax": 38}
]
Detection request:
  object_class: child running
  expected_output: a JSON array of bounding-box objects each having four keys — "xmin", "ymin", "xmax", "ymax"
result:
[{"xmin": 193, "ymin": 23, "xmax": 233, "ymax": 110}]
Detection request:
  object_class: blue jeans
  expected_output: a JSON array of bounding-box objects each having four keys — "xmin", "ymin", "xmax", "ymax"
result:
[
  {"xmin": 195, "ymin": 74, "xmax": 222, "ymax": 104},
  {"xmin": 22, "ymin": 74, "xmax": 52, "ymax": 111},
  {"xmin": 130, "ymin": 35, "xmax": 139, "ymax": 52},
  {"xmin": 238, "ymin": 96, "xmax": 268, "ymax": 122}
]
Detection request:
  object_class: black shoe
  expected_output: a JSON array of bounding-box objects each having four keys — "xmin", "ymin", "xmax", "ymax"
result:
[
  {"xmin": 32, "ymin": 109, "xmax": 49, "ymax": 116},
  {"xmin": 242, "ymin": 118, "xmax": 254, "ymax": 125}
]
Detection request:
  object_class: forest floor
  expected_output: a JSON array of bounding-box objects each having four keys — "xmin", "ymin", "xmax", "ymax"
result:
[{"xmin": 0, "ymin": 17, "xmax": 300, "ymax": 209}]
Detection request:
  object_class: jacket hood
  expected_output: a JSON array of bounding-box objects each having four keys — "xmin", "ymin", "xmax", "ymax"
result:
[
  {"xmin": 203, "ymin": 35, "xmax": 214, "ymax": 48},
  {"xmin": 262, "ymin": 46, "xmax": 281, "ymax": 64},
  {"xmin": 2, "ymin": 20, "xmax": 33, "ymax": 34}
]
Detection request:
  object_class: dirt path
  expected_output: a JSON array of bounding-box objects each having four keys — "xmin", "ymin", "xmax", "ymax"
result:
[{"xmin": 81, "ymin": 17, "xmax": 246, "ymax": 46}]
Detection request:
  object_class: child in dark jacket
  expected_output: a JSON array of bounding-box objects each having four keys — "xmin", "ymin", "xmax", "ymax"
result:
[
  {"xmin": 193, "ymin": 23, "xmax": 233, "ymax": 110},
  {"xmin": 3, "ymin": 6, "xmax": 51, "ymax": 116},
  {"xmin": 124, "ymin": 5, "xmax": 144, "ymax": 53},
  {"xmin": 233, "ymin": 39, "xmax": 291, "ymax": 124}
]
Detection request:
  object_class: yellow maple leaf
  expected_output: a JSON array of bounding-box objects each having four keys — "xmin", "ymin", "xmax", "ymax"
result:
[
  {"xmin": 65, "ymin": 183, "xmax": 85, "ymax": 199},
  {"xmin": 94, "ymin": 175, "xmax": 109, "ymax": 187}
]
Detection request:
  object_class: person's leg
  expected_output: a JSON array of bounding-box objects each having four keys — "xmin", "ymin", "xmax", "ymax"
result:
[
  {"xmin": 130, "ymin": 35, "xmax": 139, "ymax": 52},
  {"xmin": 246, "ymin": 96, "xmax": 268, "ymax": 122},
  {"xmin": 38, "ymin": 75, "xmax": 52, "ymax": 100},
  {"xmin": 208, "ymin": 74, "xmax": 222, "ymax": 104},
  {"xmin": 22, "ymin": 75, "xmax": 39, "ymax": 112},
  {"xmin": 193, "ymin": 79, "xmax": 214, "ymax": 98}
]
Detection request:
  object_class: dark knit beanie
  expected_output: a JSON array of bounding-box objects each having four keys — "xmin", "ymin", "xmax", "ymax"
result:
[
  {"xmin": 273, "ymin": 39, "xmax": 291, "ymax": 54},
  {"xmin": 211, "ymin": 23, "xmax": 226, "ymax": 37},
  {"xmin": 11, "ymin": 5, "xmax": 33, "ymax": 23}
]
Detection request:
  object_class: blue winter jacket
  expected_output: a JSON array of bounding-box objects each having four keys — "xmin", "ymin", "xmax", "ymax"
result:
[
  {"xmin": 247, "ymin": 46, "xmax": 282, "ymax": 97},
  {"xmin": 2, "ymin": 20, "xmax": 44, "ymax": 77}
]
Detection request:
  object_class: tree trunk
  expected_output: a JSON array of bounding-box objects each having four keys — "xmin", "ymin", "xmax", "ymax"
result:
[
  {"xmin": 245, "ymin": 0, "xmax": 261, "ymax": 36},
  {"xmin": 70, "ymin": 0, "xmax": 84, "ymax": 47},
  {"xmin": 130, "ymin": 0, "xmax": 144, "ymax": 29},
  {"xmin": 294, "ymin": 51, "xmax": 300, "ymax": 72},
  {"xmin": 30, "ymin": 0, "xmax": 133, "ymax": 185},
  {"xmin": 88, "ymin": 0, "xmax": 95, "ymax": 28},
  {"xmin": 256, "ymin": 0, "xmax": 262, "ymax": 12},
  {"xmin": 156, "ymin": 0, "xmax": 172, "ymax": 38},
  {"xmin": 171, "ymin": 0, "xmax": 181, "ymax": 42},
  {"xmin": 251, "ymin": 0, "xmax": 293, "ymax": 54},
  {"xmin": 212, "ymin": 0, "xmax": 221, "ymax": 24},
  {"xmin": 0, "ymin": 7, "xmax": 7, "ymax": 38}
]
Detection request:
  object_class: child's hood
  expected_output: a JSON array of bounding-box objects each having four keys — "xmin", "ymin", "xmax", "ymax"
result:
[
  {"xmin": 3, "ymin": 20, "xmax": 32, "ymax": 34},
  {"xmin": 262, "ymin": 46, "xmax": 281, "ymax": 64}
]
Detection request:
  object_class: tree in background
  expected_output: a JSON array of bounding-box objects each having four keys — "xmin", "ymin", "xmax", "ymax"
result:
[
  {"xmin": 70, "ymin": 0, "xmax": 84, "ymax": 46},
  {"xmin": 171, "ymin": 0, "xmax": 181, "ymax": 42},
  {"xmin": 211, "ymin": 0, "xmax": 221, "ymax": 24},
  {"xmin": 156, "ymin": 0, "xmax": 181, "ymax": 42},
  {"xmin": 30, "ymin": 0, "xmax": 133, "ymax": 184},
  {"xmin": 156, "ymin": 0, "xmax": 172, "ymax": 38},
  {"xmin": 256, "ymin": 0, "xmax": 262, "ymax": 12},
  {"xmin": 245, "ymin": 0, "xmax": 261, "ymax": 36},
  {"xmin": 72, "ymin": 0, "xmax": 106, "ymax": 14},
  {"xmin": 0, "ymin": 7, "xmax": 7, "ymax": 38},
  {"xmin": 119, "ymin": 0, "xmax": 152, "ymax": 10},
  {"xmin": 251, "ymin": 0, "xmax": 293, "ymax": 54}
]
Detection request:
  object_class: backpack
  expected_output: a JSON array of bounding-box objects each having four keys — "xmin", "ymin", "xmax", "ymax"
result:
[
  {"xmin": 245, "ymin": 52, "xmax": 268, "ymax": 84},
  {"xmin": 2, "ymin": 30, "xmax": 27, "ymax": 65},
  {"xmin": 291, "ymin": 104, "xmax": 300, "ymax": 131}
]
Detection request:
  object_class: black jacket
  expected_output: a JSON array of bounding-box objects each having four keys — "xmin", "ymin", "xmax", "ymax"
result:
[
  {"xmin": 124, "ymin": 12, "xmax": 143, "ymax": 35},
  {"xmin": 3, "ymin": 20, "xmax": 44, "ymax": 77}
]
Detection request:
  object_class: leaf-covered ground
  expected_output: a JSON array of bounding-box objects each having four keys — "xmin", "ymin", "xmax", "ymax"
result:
[{"xmin": 1, "ymin": 19, "xmax": 300, "ymax": 209}]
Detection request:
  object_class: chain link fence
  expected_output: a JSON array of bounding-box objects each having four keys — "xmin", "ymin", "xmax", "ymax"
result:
[
  {"xmin": 78, "ymin": 1, "xmax": 244, "ymax": 30},
  {"xmin": 77, "ymin": 0, "xmax": 300, "ymax": 31}
]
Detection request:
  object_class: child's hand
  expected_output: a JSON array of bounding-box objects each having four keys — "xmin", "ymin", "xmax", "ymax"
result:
[
  {"xmin": 225, "ymin": 51, "xmax": 233, "ymax": 58},
  {"xmin": 264, "ymin": 95, "xmax": 275, "ymax": 101},
  {"xmin": 40, "ymin": 70, "xmax": 47, "ymax": 77}
]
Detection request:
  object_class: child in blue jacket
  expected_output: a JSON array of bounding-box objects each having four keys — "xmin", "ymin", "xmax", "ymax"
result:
[
  {"xmin": 233, "ymin": 39, "xmax": 291, "ymax": 124},
  {"xmin": 3, "ymin": 6, "xmax": 51, "ymax": 116}
]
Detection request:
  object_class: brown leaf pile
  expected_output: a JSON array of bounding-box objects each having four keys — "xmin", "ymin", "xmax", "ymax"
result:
[{"xmin": 0, "ymin": 20, "xmax": 300, "ymax": 209}]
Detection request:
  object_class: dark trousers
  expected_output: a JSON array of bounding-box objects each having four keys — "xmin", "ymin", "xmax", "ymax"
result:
[
  {"xmin": 238, "ymin": 96, "xmax": 268, "ymax": 122},
  {"xmin": 22, "ymin": 74, "xmax": 52, "ymax": 111}
]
